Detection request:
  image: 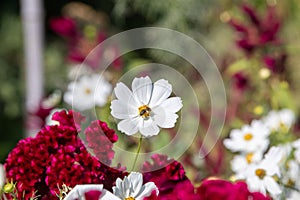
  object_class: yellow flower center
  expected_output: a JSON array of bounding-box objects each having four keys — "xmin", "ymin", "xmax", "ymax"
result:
[
  {"xmin": 138, "ymin": 105, "xmax": 151, "ymax": 119},
  {"xmin": 255, "ymin": 168, "xmax": 266, "ymax": 179},
  {"xmin": 243, "ymin": 133, "xmax": 253, "ymax": 141},
  {"xmin": 85, "ymin": 88, "xmax": 91, "ymax": 94},
  {"xmin": 246, "ymin": 153, "xmax": 254, "ymax": 163},
  {"xmin": 125, "ymin": 197, "xmax": 135, "ymax": 200}
]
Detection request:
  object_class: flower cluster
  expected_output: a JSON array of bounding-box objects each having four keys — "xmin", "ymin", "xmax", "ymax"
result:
[
  {"xmin": 4, "ymin": 110, "xmax": 122, "ymax": 199},
  {"xmin": 224, "ymin": 109, "xmax": 298, "ymax": 198}
]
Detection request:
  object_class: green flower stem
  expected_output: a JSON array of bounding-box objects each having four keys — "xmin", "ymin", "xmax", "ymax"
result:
[{"xmin": 131, "ymin": 136, "xmax": 143, "ymax": 171}]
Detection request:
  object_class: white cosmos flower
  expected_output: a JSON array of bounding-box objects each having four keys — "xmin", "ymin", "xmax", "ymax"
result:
[
  {"xmin": 223, "ymin": 120, "xmax": 270, "ymax": 153},
  {"xmin": 113, "ymin": 172, "xmax": 158, "ymax": 200},
  {"xmin": 64, "ymin": 74, "xmax": 112, "ymax": 111},
  {"xmin": 110, "ymin": 76, "xmax": 183, "ymax": 137},
  {"xmin": 231, "ymin": 151, "xmax": 263, "ymax": 179},
  {"xmin": 263, "ymin": 109, "xmax": 296, "ymax": 132},
  {"xmin": 245, "ymin": 147, "xmax": 283, "ymax": 197},
  {"xmin": 64, "ymin": 172, "xmax": 158, "ymax": 200},
  {"xmin": 0, "ymin": 164, "xmax": 5, "ymax": 189}
]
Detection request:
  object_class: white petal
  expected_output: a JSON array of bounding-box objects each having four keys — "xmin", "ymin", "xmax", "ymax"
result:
[
  {"xmin": 0, "ymin": 164, "xmax": 5, "ymax": 189},
  {"xmin": 114, "ymin": 82, "xmax": 139, "ymax": 108},
  {"xmin": 149, "ymin": 79, "xmax": 172, "ymax": 108},
  {"xmin": 118, "ymin": 118, "xmax": 141, "ymax": 135},
  {"xmin": 113, "ymin": 178, "xmax": 125, "ymax": 199},
  {"xmin": 158, "ymin": 97, "xmax": 182, "ymax": 113},
  {"xmin": 111, "ymin": 100, "xmax": 138, "ymax": 119},
  {"xmin": 135, "ymin": 182, "xmax": 158, "ymax": 199},
  {"xmin": 64, "ymin": 184, "xmax": 103, "ymax": 200},
  {"xmin": 128, "ymin": 172, "xmax": 143, "ymax": 197},
  {"xmin": 152, "ymin": 108, "xmax": 179, "ymax": 129},
  {"xmin": 139, "ymin": 118, "xmax": 160, "ymax": 137},
  {"xmin": 132, "ymin": 76, "xmax": 153, "ymax": 105},
  {"xmin": 101, "ymin": 190, "xmax": 121, "ymax": 200},
  {"xmin": 264, "ymin": 176, "xmax": 281, "ymax": 196}
]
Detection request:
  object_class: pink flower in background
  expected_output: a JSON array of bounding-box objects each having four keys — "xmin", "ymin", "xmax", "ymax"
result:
[{"xmin": 49, "ymin": 17, "xmax": 77, "ymax": 38}]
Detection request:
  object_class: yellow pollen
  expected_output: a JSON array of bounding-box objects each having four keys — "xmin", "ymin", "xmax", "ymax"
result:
[
  {"xmin": 138, "ymin": 105, "xmax": 151, "ymax": 119},
  {"xmin": 125, "ymin": 197, "xmax": 135, "ymax": 200},
  {"xmin": 255, "ymin": 168, "xmax": 266, "ymax": 179},
  {"xmin": 244, "ymin": 133, "xmax": 253, "ymax": 141},
  {"xmin": 85, "ymin": 88, "xmax": 91, "ymax": 94},
  {"xmin": 246, "ymin": 153, "xmax": 254, "ymax": 163}
]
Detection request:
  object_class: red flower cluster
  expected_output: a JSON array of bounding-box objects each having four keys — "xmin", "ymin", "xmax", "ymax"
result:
[
  {"xmin": 197, "ymin": 179, "xmax": 271, "ymax": 200},
  {"xmin": 84, "ymin": 120, "xmax": 118, "ymax": 165},
  {"xmin": 5, "ymin": 110, "xmax": 122, "ymax": 199},
  {"xmin": 142, "ymin": 154, "xmax": 270, "ymax": 200}
]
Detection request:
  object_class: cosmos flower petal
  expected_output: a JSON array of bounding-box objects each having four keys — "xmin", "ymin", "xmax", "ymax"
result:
[
  {"xmin": 128, "ymin": 172, "xmax": 143, "ymax": 197},
  {"xmin": 264, "ymin": 176, "xmax": 281, "ymax": 195},
  {"xmin": 159, "ymin": 97, "xmax": 183, "ymax": 113},
  {"xmin": 64, "ymin": 184, "xmax": 104, "ymax": 200},
  {"xmin": 136, "ymin": 182, "xmax": 159, "ymax": 199},
  {"xmin": 152, "ymin": 106, "xmax": 179, "ymax": 128},
  {"xmin": 111, "ymin": 100, "xmax": 138, "ymax": 119},
  {"xmin": 149, "ymin": 79, "xmax": 172, "ymax": 108},
  {"xmin": 118, "ymin": 118, "xmax": 141, "ymax": 135},
  {"xmin": 114, "ymin": 82, "xmax": 139, "ymax": 108},
  {"xmin": 139, "ymin": 119, "xmax": 160, "ymax": 137},
  {"xmin": 132, "ymin": 76, "xmax": 153, "ymax": 105},
  {"xmin": 101, "ymin": 190, "xmax": 121, "ymax": 200}
]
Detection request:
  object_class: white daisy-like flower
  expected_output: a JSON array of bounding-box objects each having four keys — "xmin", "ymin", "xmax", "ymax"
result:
[
  {"xmin": 64, "ymin": 172, "xmax": 158, "ymax": 200},
  {"xmin": 293, "ymin": 139, "xmax": 300, "ymax": 163},
  {"xmin": 223, "ymin": 120, "xmax": 270, "ymax": 153},
  {"xmin": 263, "ymin": 109, "xmax": 296, "ymax": 132},
  {"xmin": 110, "ymin": 76, "xmax": 183, "ymax": 137},
  {"xmin": 287, "ymin": 191, "xmax": 300, "ymax": 200},
  {"xmin": 113, "ymin": 172, "xmax": 158, "ymax": 200},
  {"xmin": 245, "ymin": 147, "xmax": 283, "ymax": 197},
  {"xmin": 231, "ymin": 151, "xmax": 263, "ymax": 179},
  {"xmin": 64, "ymin": 74, "xmax": 112, "ymax": 111},
  {"xmin": 41, "ymin": 90, "xmax": 62, "ymax": 109},
  {"xmin": 0, "ymin": 164, "xmax": 5, "ymax": 189},
  {"xmin": 282, "ymin": 160, "xmax": 300, "ymax": 189}
]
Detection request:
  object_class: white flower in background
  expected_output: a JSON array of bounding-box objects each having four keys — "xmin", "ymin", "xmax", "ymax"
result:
[
  {"xmin": 282, "ymin": 160, "xmax": 300, "ymax": 189},
  {"xmin": 41, "ymin": 90, "xmax": 62, "ymax": 109},
  {"xmin": 293, "ymin": 139, "xmax": 300, "ymax": 163},
  {"xmin": 287, "ymin": 191, "xmax": 300, "ymax": 200},
  {"xmin": 263, "ymin": 109, "xmax": 296, "ymax": 132},
  {"xmin": 45, "ymin": 108, "xmax": 64, "ymax": 126},
  {"xmin": 64, "ymin": 172, "xmax": 158, "ymax": 200},
  {"xmin": 245, "ymin": 147, "xmax": 283, "ymax": 197},
  {"xmin": 231, "ymin": 151, "xmax": 263, "ymax": 179},
  {"xmin": 223, "ymin": 120, "xmax": 270, "ymax": 153},
  {"xmin": 0, "ymin": 164, "xmax": 5, "ymax": 189},
  {"xmin": 64, "ymin": 74, "xmax": 112, "ymax": 111},
  {"xmin": 113, "ymin": 172, "xmax": 158, "ymax": 200},
  {"xmin": 67, "ymin": 63, "xmax": 93, "ymax": 80},
  {"xmin": 111, "ymin": 76, "xmax": 183, "ymax": 137}
]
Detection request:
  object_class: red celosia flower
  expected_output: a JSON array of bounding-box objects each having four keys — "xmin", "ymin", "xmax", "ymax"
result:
[
  {"xmin": 84, "ymin": 120, "xmax": 118, "ymax": 165},
  {"xmin": 229, "ymin": 4, "xmax": 281, "ymax": 54},
  {"xmin": 196, "ymin": 179, "xmax": 271, "ymax": 200},
  {"xmin": 5, "ymin": 110, "xmax": 123, "ymax": 199},
  {"xmin": 143, "ymin": 154, "xmax": 198, "ymax": 200}
]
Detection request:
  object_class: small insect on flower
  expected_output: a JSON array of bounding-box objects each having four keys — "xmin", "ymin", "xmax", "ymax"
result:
[{"xmin": 110, "ymin": 76, "xmax": 183, "ymax": 137}]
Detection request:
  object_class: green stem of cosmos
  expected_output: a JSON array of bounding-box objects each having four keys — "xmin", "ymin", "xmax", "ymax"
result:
[{"xmin": 131, "ymin": 136, "xmax": 143, "ymax": 171}]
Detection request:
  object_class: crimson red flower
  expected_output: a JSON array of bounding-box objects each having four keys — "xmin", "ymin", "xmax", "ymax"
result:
[
  {"xmin": 5, "ymin": 110, "xmax": 123, "ymax": 199},
  {"xmin": 50, "ymin": 17, "xmax": 77, "ymax": 38},
  {"xmin": 143, "ymin": 154, "xmax": 198, "ymax": 200},
  {"xmin": 196, "ymin": 179, "xmax": 271, "ymax": 200},
  {"xmin": 84, "ymin": 120, "xmax": 118, "ymax": 165}
]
